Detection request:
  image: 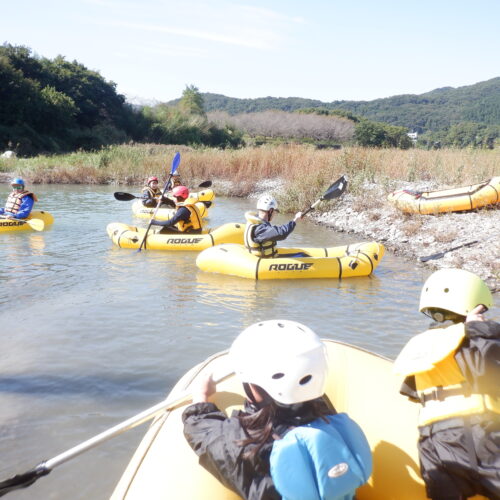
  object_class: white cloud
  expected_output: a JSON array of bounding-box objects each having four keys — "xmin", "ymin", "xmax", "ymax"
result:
[{"xmin": 98, "ymin": 20, "xmax": 277, "ymax": 49}]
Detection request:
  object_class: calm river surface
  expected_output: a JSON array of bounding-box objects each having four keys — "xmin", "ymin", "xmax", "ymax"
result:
[{"xmin": 1, "ymin": 185, "xmax": 498, "ymax": 499}]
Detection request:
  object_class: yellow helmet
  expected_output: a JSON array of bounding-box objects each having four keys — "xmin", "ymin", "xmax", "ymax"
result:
[{"xmin": 419, "ymin": 268, "xmax": 493, "ymax": 320}]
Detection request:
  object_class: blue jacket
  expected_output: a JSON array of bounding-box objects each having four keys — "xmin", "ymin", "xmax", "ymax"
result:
[{"xmin": 0, "ymin": 195, "xmax": 34, "ymax": 219}]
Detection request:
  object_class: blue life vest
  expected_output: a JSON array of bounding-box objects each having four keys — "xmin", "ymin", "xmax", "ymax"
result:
[{"xmin": 270, "ymin": 413, "xmax": 372, "ymax": 500}]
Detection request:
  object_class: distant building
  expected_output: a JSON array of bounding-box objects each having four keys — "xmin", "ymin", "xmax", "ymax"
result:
[{"xmin": 407, "ymin": 132, "xmax": 418, "ymax": 144}]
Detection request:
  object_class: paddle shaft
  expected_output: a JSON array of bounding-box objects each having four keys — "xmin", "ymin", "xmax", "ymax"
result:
[
  {"xmin": 114, "ymin": 181, "xmax": 210, "ymax": 202},
  {"xmin": 419, "ymin": 240, "xmax": 479, "ymax": 262},
  {"xmin": 137, "ymin": 153, "xmax": 180, "ymax": 251},
  {"xmin": 41, "ymin": 371, "xmax": 233, "ymax": 471},
  {"xmin": 301, "ymin": 175, "xmax": 348, "ymax": 217},
  {"xmin": 302, "ymin": 199, "xmax": 323, "ymax": 217}
]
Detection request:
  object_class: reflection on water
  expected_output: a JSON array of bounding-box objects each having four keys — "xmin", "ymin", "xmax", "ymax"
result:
[{"xmin": 0, "ymin": 185, "xmax": 498, "ymax": 500}]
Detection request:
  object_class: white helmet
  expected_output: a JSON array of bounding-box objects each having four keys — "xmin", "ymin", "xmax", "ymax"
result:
[
  {"xmin": 229, "ymin": 320, "xmax": 328, "ymax": 405},
  {"xmin": 257, "ymin": 194, "xmax": 278, "ymax": 212}
]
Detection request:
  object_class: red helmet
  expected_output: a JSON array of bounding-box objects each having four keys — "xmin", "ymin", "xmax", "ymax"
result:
[
  {"xmin": 147, "ymin": 176, "xmax": 159, "ymax": 185},
  {"xmin": 172, "ymin": 185, "xmax": 189, "ymax": 200}
]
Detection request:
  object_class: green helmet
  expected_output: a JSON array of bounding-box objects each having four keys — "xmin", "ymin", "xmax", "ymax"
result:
[{"xmin": 419, "ymin": 268, "xmax": 493, "ymax": 320}]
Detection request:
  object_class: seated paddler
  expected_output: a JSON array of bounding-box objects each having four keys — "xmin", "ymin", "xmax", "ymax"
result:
[
  {"xmin": 151, "ymin": 185, "xmax": 203, "ymax": 234},
  {"xmin": 244, "ymin": 194, "xmax": 306, "ymax": 258},
  {"xmin": 141, "ymin": 176, "xmax": 162, "ymax": 207},
  {"xmin": 0, "ymin": 178, "xmax": 38, "ymax": 219}
]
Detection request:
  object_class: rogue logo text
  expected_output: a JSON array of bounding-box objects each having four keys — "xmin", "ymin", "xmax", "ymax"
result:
[
  {"xmin": 268, "ymin": 263, "xmax": 313, "ymax": 271},
  {"xmin": 0, "ymin": 221, "xmax": 23, "ymax": 227},
  {"xmin": 166, "ymin": 237, "xmax": 203, "ymax": 244}
]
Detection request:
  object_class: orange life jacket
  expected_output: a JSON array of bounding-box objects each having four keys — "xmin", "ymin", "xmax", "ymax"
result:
[{"xmin": 4, "ymin": 190, "xmax": 37, "ymax": 214}]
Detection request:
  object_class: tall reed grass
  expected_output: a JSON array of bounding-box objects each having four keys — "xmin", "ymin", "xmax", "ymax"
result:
[{"xmin": 1, "ymin": 143, "xmax": 498, "ymax": 211}]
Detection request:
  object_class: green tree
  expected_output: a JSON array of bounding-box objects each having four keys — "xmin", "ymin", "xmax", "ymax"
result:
[{"xmin": 179, "ymin": 85, "xmax": 206, "ymax": 116}]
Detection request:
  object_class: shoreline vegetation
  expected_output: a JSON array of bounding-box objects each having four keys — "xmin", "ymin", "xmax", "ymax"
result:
[{"xmin": 1, "ymin": 143, "xmax": 498, "ymax": 289}]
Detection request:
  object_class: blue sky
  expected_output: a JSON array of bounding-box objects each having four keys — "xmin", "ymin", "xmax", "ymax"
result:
[{"xmin": 2, "ymin": 0, "xmax": 499, "ymax": 104}]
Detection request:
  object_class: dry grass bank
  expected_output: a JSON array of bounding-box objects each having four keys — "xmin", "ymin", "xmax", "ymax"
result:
[{"xmin": 1, "ymin": 143, "xmax": 498, "ymax": 212}]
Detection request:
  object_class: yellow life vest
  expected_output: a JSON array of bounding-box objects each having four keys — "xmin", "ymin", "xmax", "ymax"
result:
[
  {"xmin": 142, "ymin": 186, "xmax": 162, "ymax": 198},
  {"xmin": 175, "ymin": 201, "xmax": 203, "ymax": 232},
  {"xmin": 171, "ymin": 177, "xmax": 182, "ymax": 188},
  {"xmin": 4, "ymin": 190, "xmax": 37, "ymax": 214},
  {"xmin": 394, "ymin": 323, "xmax": 500, "ymax": 426},
  {"xmin": 244, "ymin": 211, "xmax": 277, "ymax": 258}
]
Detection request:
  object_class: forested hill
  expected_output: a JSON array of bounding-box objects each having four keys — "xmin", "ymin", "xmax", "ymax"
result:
[{"xmin": 179, "ymin": 77, "xmax": 500, "ymax": 133}]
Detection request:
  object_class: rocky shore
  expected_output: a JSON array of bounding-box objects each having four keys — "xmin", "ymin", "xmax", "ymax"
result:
[{"xmin": 313, "ymin": 183, "xmax": 499, "ymax": 292}]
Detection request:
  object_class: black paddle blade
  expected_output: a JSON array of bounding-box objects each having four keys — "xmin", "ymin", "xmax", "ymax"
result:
[
  {"xmin": 198, "ymin": 180, "xmax": 212, "ymax": 188},
  {"xmin": 114, "ymin": 192, "xmax": 137, "ymax": 201},
  {"xmin": 0, "ymin": 465, "xmax": 50, "ymax": 497},
  {"xmin": 322, "ymin": 175, "xmax": 348, "ymax": 201},
  {"xmin": 419, "ymin": 252, "xmax": 445, "ymax": 263},
  {"xmin": 419, "ymin": 240, "xmax": 479, "ymax": 263}
]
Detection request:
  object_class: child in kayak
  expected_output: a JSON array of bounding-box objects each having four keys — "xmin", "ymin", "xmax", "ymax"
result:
[
  {"xmin": 183, "ymin": 320, "xmax": 372, "ymax": 500},
  {"xmin": 0, "ymin": 178, "xmax": 38, "ymax": 219},
  {"xmin": 151, "ymin": 186, "xmax": 203, "ymax": 234},
  {"xmin": 141, "ymin": 176, "xmax": 162, "ymax": 208},
  {"xmin": 244, "ymin": 194, "xmax": 305, "ymax": 258},
  {"xmin": 394, "ymin": 269, "xmax": 500, "ymax": 500}
]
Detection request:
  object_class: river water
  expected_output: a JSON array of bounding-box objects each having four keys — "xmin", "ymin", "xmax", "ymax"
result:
[{"xmin": 0, "ymin": 185, "xmax": 498, "ymax": 499}]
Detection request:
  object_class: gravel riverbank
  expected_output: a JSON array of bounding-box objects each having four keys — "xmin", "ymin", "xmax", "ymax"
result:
[{"xmin": 314, "ymin": 184, "xmax": 499, "ymax": 292}]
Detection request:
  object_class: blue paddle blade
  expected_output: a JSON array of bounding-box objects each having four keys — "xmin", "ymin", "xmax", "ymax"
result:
[{"xmin": 171, "ymin": 152, "xmax": 181, "ymax": 174}]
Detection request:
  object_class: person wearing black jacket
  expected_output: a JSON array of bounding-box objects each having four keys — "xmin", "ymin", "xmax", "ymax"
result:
[
  {"xmin": 150, "ymin": 185, "xmax": 203, "ymax": 234},
  {"xmin": 394, "ymin": 269, "xmax": 500, "ymax": 500},
  {"xmin": 182, "ymin": 320, "xmax": 372, "ymax": 500}
]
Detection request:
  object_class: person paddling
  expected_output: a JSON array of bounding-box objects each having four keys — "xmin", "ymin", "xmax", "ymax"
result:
[
  {"xmin": 394, "ymin": 269, "xmax": 500, "ymax": 500},
  {"xmin": 244, "ymin": 194, "xmax": 305, "ymax": 258},
  {"xmin": 141, "ymin": 176, "xmax": 162, "ymax": 207},
  {"xmin": 0, "ymin": 178, "xmax": 38, "ymax": 219},
  {"xmin": 150, "ymin": 186, "xmax": 203, "ymax": 234},
  {"xmin": 183, "ymin": 320, "xmax": 372, "ymax": 500}
]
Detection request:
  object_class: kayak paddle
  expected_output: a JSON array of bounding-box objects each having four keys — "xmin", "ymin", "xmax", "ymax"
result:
[
  {"xmin": 137, "ymin": 152, "xmax": 181, "ymax": 252},
  {"xmin": 419, "ymin": 240, "xmax": 479, "ymax": 262},
  {"xmin": 0, "ymin": 370, "xmax": 234, "ymax": 497},
  {"xmin": 113, "ymin": 181, "xmax": 211, "ymax": 202},
  {"xmin": 301, "ymin": 175, "xmax": 348, "ymax": 217}
]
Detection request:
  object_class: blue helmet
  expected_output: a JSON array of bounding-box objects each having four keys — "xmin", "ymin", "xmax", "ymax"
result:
[{"xmin": 11, "ymin": 177, "xmax": 24, "ymax": 186}]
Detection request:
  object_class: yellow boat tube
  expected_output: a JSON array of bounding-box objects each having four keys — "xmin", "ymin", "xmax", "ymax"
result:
[
  {"xmin": 196, "ymin": 241, "xmax": 384, "ymax": 279},
  {"xmin": 107, "ymin": 222, "xmax": 244, "ymax": 251},
  {"xmin": 0, "ymin": 211, "xmax": 54, "ymax": 233},
  {"xmin": 387, "ymin": 176, "xmax": 500, "ymax": 214},
  {"xmin": 110, "ymin": 340, "xmax": 433, "ymax": 500},
  {"xmin": 131, "ymin": 200, "xmax": 209, "ymax": 220}
]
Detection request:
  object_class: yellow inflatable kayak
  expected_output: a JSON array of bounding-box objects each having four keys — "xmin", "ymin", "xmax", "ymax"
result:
[
  {"xmin": 107, "ymin": 222, "xmax": 244, "ymax": 251},
  {"xmin": 131, "ymin": 200, "xmax": 209, "ymax": 221},
  {"xmin": 196, "ymin": 241, "xmax": 384, "ymax": 279},
  {"xmin": 387, "ymin": 177, "xmax": 500, "ymax": 214},
  {"xmin": 111, "ymin": 340, "xmax": 433, "ymax": 500},
  {"xmin": 0, "ymin": 211, "xmax": 54, "ymax": 233}
]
